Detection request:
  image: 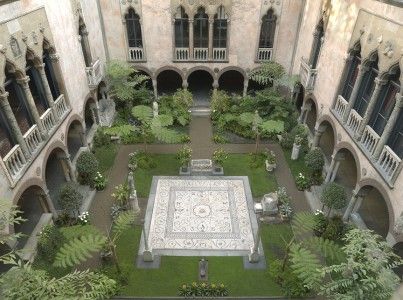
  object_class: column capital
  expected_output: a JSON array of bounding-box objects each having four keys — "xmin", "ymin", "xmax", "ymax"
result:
[
  {"xmin": 208, "ymin": 18, "xmax": 214, "ymax": 24},
  {"xmin": 0, "ymin": 91, "xmax": 9, "ymax": 101},
  {"xmin": 34, "ymin": 62, "xmax": 46, "ymax": 70},
  {"xmin": 188, "ymin": 18, "xmax": 194, "ymax": 23},
  {"xmin": 358, "ymin": 64, "xmax": 370, "ymax": 73},
  {"xmin": 16, "ymin": 76, "xmax": 30, "ymax": 86},
  {"xmin": 374, "ymin": 77, "xmax": 388, "ymax": 86},
  {"xmin": 49, "ymin": 53, "xmax": 59, "ymax": 62}
]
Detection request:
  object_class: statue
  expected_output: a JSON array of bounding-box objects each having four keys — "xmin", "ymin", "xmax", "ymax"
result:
[
  {"xmin": 152, "ymin": 101, "xmax": 158, "ymax": 117},
  {"xmin": 198, "ymin": 258, "xmax": 208, "ymax": 281},
  {"xmin": 128, "ymin": 171, "xmax": 140, "ymax": 213}
]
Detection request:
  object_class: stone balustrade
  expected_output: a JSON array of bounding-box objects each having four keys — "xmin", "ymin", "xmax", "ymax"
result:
[
  {"xmin": 40, "ymin": 108, "xmax": 56, "ymax": 132},
  {"xmin": 54, "ymin": 94, "xmax": 69, "ymax": 119},
  {"xmin": 213, "ymin": 48, "xmax": 227, "ymax": 61},
  {"xmin": 257, "ymin": 48, "xmax": 273, "ymax": 61},
  {"xmin": 128, "ymin": 47, "xmax": 145, "ymax": 61},
  {"xmin": 175, "ymin": 47, "xmax": 189, "ymax": 61},
  {"xmin": 360, "ymin": 125, "xmax": 380, "ymax": 155},
  {"xmin": 377, "ymin": 145, "xmax": 401, "ymax": 184},
  {"xmin": 3, "ymin": 144, "xmax": 26, "ymax": 179},
  {"xmin": 346, "ymin": 109, "xmax": 362, "ymax": 136},
  {"xmin": 334, "ymin": 95, "xmax": 348, "ymax": 120},
  {"xmin": 85, "ymin": 58, "xmax": 103, "ymax": 89},
  {"xmin": 193, "ymin": 48, "xmax": 209, "ymax": 61},
  {"xmin": 23, "ymin": 125, "xmax": 42, "ymax": 154},
  {"xmin": 300, "ymin": 58, "xmax": 318, "ymax": 90}
]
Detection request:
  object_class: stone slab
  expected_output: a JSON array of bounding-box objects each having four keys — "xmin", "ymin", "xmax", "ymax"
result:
[{"xmin": 135, "ymin": 254, "xmax": 161, "ymax": 269}]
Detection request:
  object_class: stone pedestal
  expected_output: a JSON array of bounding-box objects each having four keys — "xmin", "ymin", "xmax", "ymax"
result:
[
  {"xmin": 143, "ymin": 250, "xmax": 154, "ymax": 262},
  {"xmin": 248, "ymin": 247, "xmax": 260, "ymax": 263},
  {"xmin": 291, "ymin": 143, "xmax": 301, "ymax": 160}
]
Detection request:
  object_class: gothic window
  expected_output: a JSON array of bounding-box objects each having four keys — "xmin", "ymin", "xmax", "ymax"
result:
[
  {"xmin": 78, "ymin": 18, "xmax": 92, "ymax": 67},
  {"xmin": 309, "ymin": 20, "xmax": 324, "ymax": 69},
  {"xmin": 388, "ymin": 110, "xmax": 403, "ymax": 159},
  {"xmin": 0, "ymin": 110, "xmax": 14, "ymax": 157},
  {"xmin": 43, "ymin": 49, "xmax": 60, "ymax": 99},
  {"xmin": 353, "ymin": 56, "xmax": 378, "ymax": 116},
  {"xmin": 213, "ymin": 6, "xmax": 228, "ymax": 48},
  {"xmin": 194, "ymin": 7, "xmax": 209, "ymax": 48},
  {"xmin": 341, "ymin": 46, "xmax": 361, "ymax": 101},
  {"xmin": 259, "ymin": 9, "xmax": 276, "ymax": 48},
  {"xmin": 125, "ymin": 8, "xmax": 143, "ymax": 48},
  {"xmin": 369, "ymin": 69, "xmax": 400, "ymax": 136},
  {"xmin": 26, "ymin": 59, "xmax": 48, "ymax": 116},
  {"xmin": 174, "ymin": 6, "xmax": 189, "ymax": 48}
]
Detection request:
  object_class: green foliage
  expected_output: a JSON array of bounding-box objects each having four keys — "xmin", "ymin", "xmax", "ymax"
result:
[
  {"xmin": 248, "ymin": 152, "xmax": 267, "ymax": 169},
  {"xmin": 249, "ymin": 61, "xmax": 285, "ymax": 86},
  {"xmin": 295, "ymin": 173, "xmax": 310, "ymax": 191},
  {"xmin": 213, "ymin": 148, "xmax": 228, "ymax": 166},
  {"xmin": 36, "ymin": 225, "xmax": 66, "ymax": 264},
  {"xmin": 94, "ymin": 172, "xmax": 107, "ymax": 191},
  {"xmin": 178, "ymin": 282, "xmax": 229, "ymax": 297},
  {"xmin": 282, "ymin": 124, "xmax": 309, "ymax": 150},
  {"xmin": 319, "ymin": 229, "xmax": 403, "ymax": 299},
  {"xmin": 59, "ymin": 184, "xmax": 83, "ymax": 217},
  {"xmin": 111, "ymin": 184, "xmax": 129, "ymax": 207},
  {"xmin": 277, "ymin": 187, "xmax": 291, "ymax": 205},
  {"xmin": 211, "ymin": 90, "xmax": 232, "ymax": 120},
  {"xmin": 320, "ymin": 182, "xmax": 347, "ymax": 212},
  {"xmin": 76, "ymin": 151, "xmax": 99, "ymax": 186},
  {"xmin": 0, "ymin": 265, "xmax": 117, "ymax": 300},
  {"xmin": 93, "ymin": 127, "xmax": 111, "ymax": 148},
  {"xmin": 176, "ymin": 145, "xmax": 192, "ymax": 166},
  {"xmin": 321, "ymin": 215, "xmax": 347, "ymax": 242},
  {"xmin": 213, "ymin": 133, "xmax": 229, "ymax": 144},
  {"xmin": 103, "ymin": 124, "xmax": 135, "ymax": 138},
  {"xmin": 111, "ymin": 211, "xmax": 135, "ymax": 240},
  {"xmin": 106, "ymin": 60, "xmax": 148, "ymax": 102},
  {"xmin": 305, "ymin": 148, "xmax": 325, "ymax": 173},
  {"xmin": 134, "ymin": 151, "xmax": 157, "ymax": 169},
  {"xmin": 159, "ymin": 89, "xmax": 193, "ymax": 126}
]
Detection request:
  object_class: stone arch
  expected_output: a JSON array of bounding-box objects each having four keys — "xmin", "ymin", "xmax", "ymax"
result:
[
  {"xmin": 361, "ymin": 49, "xmax": 378, "ymax": 67},
  {"xmin": 42, "ymin": 38, "xmax": 56, "ymax": 54},
  {"xmin": 333, "ymin": 141, "xmax": 362, "ymax": 185},
  {"xmin": 186, "ymin": 66, "xmax": 216, "ymax": 81},
  {"xmin": 262, "ymin": 6, "xmax": 280, "ymax": 18},
  {"xmin": 123, "ymin": 5, "xmax": 141, "ymax": 17},
  {"xmin": 218, "ymin": 67, "xmax": 245, "ymax": 95},
  {"xmin": 316, "ymin": 116, "xmax": 337, "ymax": 163},
  {"xmin": 172, "ymin": 5, "xmax": 191, "ymax": 18},
  {"xmin": 65, "ymin": 114, "xmax": 86, "ymax": 159},
  {"xmin": 25, "ymin": 46, "xmax": 42, "ymax": 66},
  {"xmin": 155, "ymin": 66, "xmax": 185, "ymax": 81},
  {"xmin": 83, "ymin": 96, "xmax": 98, "ymax": 133},
  {"xmin": 133, "ymin": 65, "xmax": 153, "ymax": 78},
  {"xmin": 187, "ymin": 68, "xmax": 215, "ymax": 106},
  {"xmin": 133, "ymin": 66, "xmax": 153, "ymax": 90},
  {"xmin": 41, "ymin": 139, "xmax": 69, "ymax": 179},
  {"xmin": 156, "ymin": 67, "xmax": 183, "ymax": 95},
  {"xmin": 13, "ymin": 177, "xmax": 47, "ymax": 206},
  {"xmin": 304, "ymin": 96, "xmax": 318, "ymax": 134}
]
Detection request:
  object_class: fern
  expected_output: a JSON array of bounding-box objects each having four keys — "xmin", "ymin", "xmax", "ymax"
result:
[
  {"xmin": 112, "ymin": 211, "xmax": 135, "ymax": 239},
  {"xmin": 305, "ymin": 236, "xmax": 345, "ymax": 264},
  {"xmin": 103, "ymin": 125, "xmax": 135, "ymax": 137},
  {"xmin": 291, "ymin": 211, "xmax": 316, "ymax": 236},
  {"xmin": 260, "ymin": 120, "xmax": 284, "ymax": 134},
  {"xmin": 132, "ymin": 105, "xmax": 153, "ymax": 123},
  {"xmin": 53, "ymin": 234, "xmax": 107, "ymax": 268}
]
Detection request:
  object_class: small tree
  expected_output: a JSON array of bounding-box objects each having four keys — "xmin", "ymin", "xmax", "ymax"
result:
[
  {"xmin": 320, "ymin": 182, "xmax": 347, "ymax": 217},
  {"xmin": 176, "ymin": 145, "xmax": 192, "ymax": 167},
  {"xmin": 59, "ymin": 184, "xmax": 83, "ymax": 218},
  {"xmin": 212, "ymin": 148, "xmax": 228, "ymax": 167},
  {"xmin": 211, "ymin": 90, "xmax": 232, "ymax": 119},
  {"xmin": 305, "ymin": 148, "xmax": 325, "ymax": 185},
  {"xmin": 76, "ymin": 151, "xmax": 99, "ymax": 187}
]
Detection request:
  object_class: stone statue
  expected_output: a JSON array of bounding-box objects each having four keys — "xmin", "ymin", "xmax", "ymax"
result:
[
  {"xmin": 261, "ymin": 193, "xmax": 278, "ymax": 215},
  {"xmin": 199, "ymin": 258, "xmax": 208, "ymax": 281},
  {"xmin": 128, "ymin": 171, "xmax": 135, "ymax": 195},
  {"xmin": 128, "ymin": 171, "xmax": 140, "ymax": 213},
  {"xmin": 152, "ymin": 101, "xmax": 158, "ymax": 117}
]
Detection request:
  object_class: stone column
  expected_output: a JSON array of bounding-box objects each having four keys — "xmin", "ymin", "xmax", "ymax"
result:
[
  {"xmin": 0, "ymin": 92, "xmax": 30, "ymax": 158},
  {"xmin": 80, "ymin": 27, "xmax": 92, "ymax": 67},
  {"xmin": 152, "ymin": 79, "xmax": 158, "ymax": 99},
  {"xmin": 311, "ymin": 123, "xmax": 327, "ymax": 149},
  {"xmin": 342, "ymin": 65, "xmax": 369, "ymax": 123},
  {"xmin": 298, "ymin": 106, "xmax": 307, "ymax": 123},
  {"xmin": 49, "ymin": 54, "xmax": 67, "ymax": 97},
  {"xmin": 38, "ymin": 189, "xmax": 57, "ymax": 218},
  {"xmin": 58, "ymin": 153, "xmax": 76, "ymax": 182},
  {"xmin": 182, "ymin": 80, "xmax": 188, "ymax": 90},
  {"xmin": 249, "ymin": 218, "xmax": 261, "ymax": 263},
  {"xmin": 208, "ymin": 18, "xmax": 214, "ymax": 60},
  {"xmin": 373, "ymin": 93, "xmax": 403, "ymax": 159},
  {"xmin": 17, "ymin": 76, "xmax": 47, "ymax": 139},
  {"xmin": 302, "ymin": 103, "xmax": 312, "ymax": 124},
  {"xmin": 343, "ymin": 187, "xmax": 370, "ymax": 221},
  {"xmin": 325, "ymin": 152, "xmax": 345, "ymax": 183},
  {"xmin": 243, "ymin": 79, "xmax": 249, "ymax": 97},
  {"xmin": 356, "ymin": 77, "xmax": 387, "ymax": 140},
  {"xmin": 171, "ymin": 18, "xmax": 176, "ymax": 60},
  {"xmin": 189, "ymin": 19, "xmax": 194, "ymax": 60},
  {"xmin": 35, "ymin": 63, "xmax": 55, "ymax": 110},
  {"xmin": 213, "ymin": 80, "xmax": 219, "ymax": 93}
]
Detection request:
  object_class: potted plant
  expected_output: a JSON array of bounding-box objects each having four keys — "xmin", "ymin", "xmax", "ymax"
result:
[
  {"xmin": 94, "ymin": 172, "xmax": 107, "ymax": 191},
  {"xmin": 279, "ymin": 202, "xmax": 293, "ymax": 221},
  {"xmin": 265, "ymin": 150, "xmax": 277, "ymax": 172},
  {"xmin": 295, "ymin": 172, "xmax": 310, "ymax": 191},
  {"xmin": 111, "ymin": 183, "xmax": 129, "ymax": 209},
  {"xmin": 176, "ymin": 145, "xmax": 192, "ymax": 175},
  {"xmin": 212, "ymin": 148, "xmax": 228, "ymax": 175}
]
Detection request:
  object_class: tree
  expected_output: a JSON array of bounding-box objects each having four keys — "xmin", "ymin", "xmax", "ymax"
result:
[
  {"xmin": 59, "ymin": 184, "xmax": 83, "ymax": 218},
  {"xmin": 106, "ymin": 60, "xmax": 149, "ymax": 102},
  {"xmin": 320, "ymin": 182, "xmax": 347, "ymax": 217},
  {"xmin": 239, "ymin": 110, "xmax": 284, "ymax": 153},
  {"xmin": 319, "ymin": 229, "xmax": 402, "ymax": 300},
  {"xmin": 54, "ymin": 211, "xmax": 136, "ymax": 274},
  {"xmin": 76, "ymin": 151, "xmax": 99, "ymax": 187}
]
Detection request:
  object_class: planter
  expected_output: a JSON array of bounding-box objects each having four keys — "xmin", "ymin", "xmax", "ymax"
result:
[
  {"xmin": 212, "ymin": 165, "xmax": 224, "ymax": 176},
  {"xmin": 179, "ymin": 165, "xmax": 191, "ymax": 175}
]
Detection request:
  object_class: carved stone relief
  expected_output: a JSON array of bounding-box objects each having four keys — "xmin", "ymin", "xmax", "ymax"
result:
[{"xmin": 171, "ymin": 0, "xmax": 232, "ymax": 18}]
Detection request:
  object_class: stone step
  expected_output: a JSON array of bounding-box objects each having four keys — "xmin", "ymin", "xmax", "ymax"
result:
[{"xmin": 190, "ymin": 106, "xmax": 211, "ymax": 116}]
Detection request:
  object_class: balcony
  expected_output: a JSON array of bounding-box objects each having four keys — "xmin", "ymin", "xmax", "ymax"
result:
[
  {"xmin": 85, "ymin": 59, "xmax": 103, "ymax": 89},
  {"xmin": 360, "ymin": 126, "xmax": 380, "ymax": 156},
  {"xmin": 174, "ymin": 48, "xmax": 189, "ymax": 61},
  {"xmin": 333, "ymin": 95, "xmax": 348, "ymax": 121},
  {"xmin": 256, "ymin": 48, "xmax": 273, "ymax": 61},
  {"xmin": 128, "ymin": 47, "xmax": 145, "ymax": 62},
  {"xmin": 300, "ymin": 58, "xmax": 318, "ymax": 91},
  {"xmin": 0, "ymin": 94, "xmax": 70, "ymax": 187},
  {"xmin": 345, "ymin": 109, "xmax": 362, "ymax": 136},
  {"xmin": 194, "ymin": 48, "xmax": 209, "ymax": 61},
  {"xmin": 213, "ymin": 48, "xmax": 227, "ymax": 61},
  {"xmin": 376, "ymin": 145, "xmax": 401, "ymax": 185}
]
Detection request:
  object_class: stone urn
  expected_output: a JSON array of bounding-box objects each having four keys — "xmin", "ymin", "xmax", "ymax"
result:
[{"xmin": 265, "ymin": 159, "xmax": 276, "ymax": 172}]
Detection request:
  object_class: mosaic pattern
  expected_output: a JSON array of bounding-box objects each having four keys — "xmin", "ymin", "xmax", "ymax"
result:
[{"xmin": 147, "ymin": 178, "xmax": 255, "ymax": 251}]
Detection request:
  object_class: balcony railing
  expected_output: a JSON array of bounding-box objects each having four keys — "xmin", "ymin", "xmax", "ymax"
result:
[
  {"xmin": 346, "ymin": 109, "xmax": 362, "ymax": 136},
  {"xmin": 334, "ymin": 95, "xmax": 348, "ymax": 120},
  {"xmin": 23, "ymin": 125, "xmax": 42, "ymax": 154},
  {"xmin": 194, "ymin": 48, "xmax": 208, "ymax": 61},
  {"xmin": 213, "ymin": 48, "xmax": 227, "ymax": 61},
  {"xmin": 85, "ymin": 59, "xmax": 103, "ymax": 89},
  {"xmin": 128, "ymin": 47, "xmax": 145, "ymax": 61},
  {"xmin": 3, "ymin": 145, "xmax": 26, "ymax": 179},
  {"xmin": 54, "ymin": 94, "xmax": 69, "ymax": 120},
  {"xmin": 377, "ymin": 145, "xmax": 401, "ymax": 184},
  {"xmin": 257, "ymin": 48, "xmax": 273, "ymax": 61},
  {"xmin": 360, "ymin": 126, "xmax": 380, "ymax": 155},
  {"xmin": 300, "ymin": 58, "xmax": 318, "ymax": 90},
  {"xmin": 40, "ymin": 109, "xmax": 56, "ymax": 133},
  {"xmin": 174, "ymin": 48, "xmax": 189, "ymax": 61}
]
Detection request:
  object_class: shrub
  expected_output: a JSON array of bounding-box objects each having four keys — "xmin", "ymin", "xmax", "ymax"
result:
[
  {"xmin": 76, "ymin": 151, "xmax": 99, "ymax": 186},
  {"xmin": 313, "ymin": 210, "xmax": 328, "ymax": 237},
  {"xmin": 213, "ymin": 134, "xmax": 229, "ymax": 144},
  {"xmin": 211, "ymin": 90, "xmax": 232, "ymax": 120},
  {"xmin": 213, "ymin": 148, "xmax": 228, "ymax": 166},
  {"xmin": 59, "ymin": 184, "xmax": 83, "ymax": 217},
  {"xmin": 266, "ymin": 150, "xmax": 276, "ymax": 164},
  {"xmin": 320, "ymin": 182, "xmax": 347, "ymax": 216},
  {"xmin": 295, "ymin": 173, "xmax": 310, "ymax": 191},
  {"xmin": 136, "ymin": 151, "xmax": 156, "ymax": 169},
  {"xmin": 277, "ymin": 187, "xmax": 291, "ymax": 205},
  {"xmin": 305, "ymin": 148, "xmax": 325, "ymax": 173},
  {"xmin": 111, "ymin": 184, "xmax": 129, "ymax": 207},
  {"xmin": 249, "ymin": 152, "xmax": 266, "ymax": 169},
  {"xmin": 178, "ymin": 282, "xmax": 229, "ymax": 297},
  {"xmin": 94, "ymin": 172, "xmax": 107, "ymax": 191},
  {"xmin": 176, "ymin": 145, "xmax": 192, "ymax": 166},
  {"xmin": 93, "ymin": 127, "xmax": 111, "ymax": 148},
  {"xmin": 77, "ymin": 211, "xmax": 90, "ymax": 225},
  {"xmin": 36, "ymin": 225, "xmax": 66, "ymax": 263},
  {"xmin": 322, "ymin": 215, "xmax": 346, "ymax": 242}
]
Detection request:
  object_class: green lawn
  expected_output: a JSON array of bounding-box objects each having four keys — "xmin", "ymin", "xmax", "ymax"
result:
[
  {"xmin": 223, "ymin": 154, "xmax": 278, "ymax": 198},
  {"xmin": 134, "ymin": 154, "xmax": 180, "ymax": 197},
  {"xmin": 108, "ymin": 223, "xmax": 292, "ymax": 297},
  {"xmin": 282, "ymin": 148, "xmax": 307, "ymax": 181},
  {"xmin": 94, "ymin": 144, "xmax": 118, "ymax": 174}
]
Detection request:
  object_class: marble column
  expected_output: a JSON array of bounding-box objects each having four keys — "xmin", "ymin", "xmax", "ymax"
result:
[
  {"xmin": 17, "ymin": 76, "xmax": 47, "ymax": 139},
  {"xmin": 80, "ymin": 28, "xmax": 92, "ymax": 67},
  {"xmin": 302, "ymin": 103, "xmax": 312, "ymax": 124},
  {"xmin": 342, "ymin": 65, "xmax": 369, "ymax": 123},
  {"xmin": 38, "ymin": 189, "xmax": 57, "ymax": 218},
  {"xmin": 373, "ymin": 93, "xmax": 403, "ymax": 160},
  {"xmin": 152, "ymin": 79, "xmax": 158, "ymax": 99},
  {"xmin": 298, "ymin": 107, "xmax": 307, "ymax": 123},
  {"xmin": 356, "ymin": 77, "xmax": 387, "ymax": 140},
  {"xmin": 311, "ymin": 123, "xmax": 327, "ymax": 149},
  {"xmin": 182, "ymin": 80, "xmax": 188, "ymax": 90},
  {"xmin": 0, "ymin": 92, "xmax": 30, "ymax": 159},
  {"xmin": 49, "ymin": 54, "xmax": 67, "ymax": 97},
  {"xmin": 343, "ymin": 187, "xmax": 370, "ymax": 221},
  {"xmin": 208, "ymin": 18, "xmax": 214, "ymax": 60},
  {"xmin": 35, "ymin": 63, "xmax": 55, "ymax": 109},
  {"xmin": 325, "ymin": 152, "xmax": 345, "ymax": 183},
  {"xmin": 189, "ymin": 19, "xmax": 194, "ymax": 60},
  {"xmin": 213, "ymin": 80, "xmax": 219, "ymax": 93},
  {"xmin": 243, "ymin": 79, "xmax": 249, "ymax": 97}
]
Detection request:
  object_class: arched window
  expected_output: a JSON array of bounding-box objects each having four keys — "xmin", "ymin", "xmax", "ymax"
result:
[
  {"xmin": 194, "ymin": 7, "xmax": 209, "ymax": 48},
  {"xmin": 369, "ymin": 68, "xmax": 400, "ymax": 136},
  {"xmin": 43, "ymin": 48, "xmax": 60, "ymax": 99},
  {"xmin": 174, "ymin": 6, "xmax": 189, "ymax": 48},
  {"xmin": 388, "ymin": 110, "xmax": 403, "ymax": 158},
  {"xmin": 259, "ymin": 9, "xmax": 276, "ymax": 48},
  {"xmin": 213, "ymin": 6, "xmax": 227, "ymax": 48},
  {"xmin": 26, "ymin": 59, "xmax": 48, "ymax": 115},
  {"xmin": 309, "ymin": 20, "xmax": 324, "ymax": 69},
  {"xmin": 353, "ymin": 55, "xmax": 378, "ymax": 116},
  {"xmin": 78, "ymin": 18, "xmax": 92, "ymax": 67},
  {"xmin": 125, "ymin": 8, "xmax": 143, "ymax": 48},
  {"xmin": 341, "ymin": 46, "xmax": 361, "ymax": 101}
]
